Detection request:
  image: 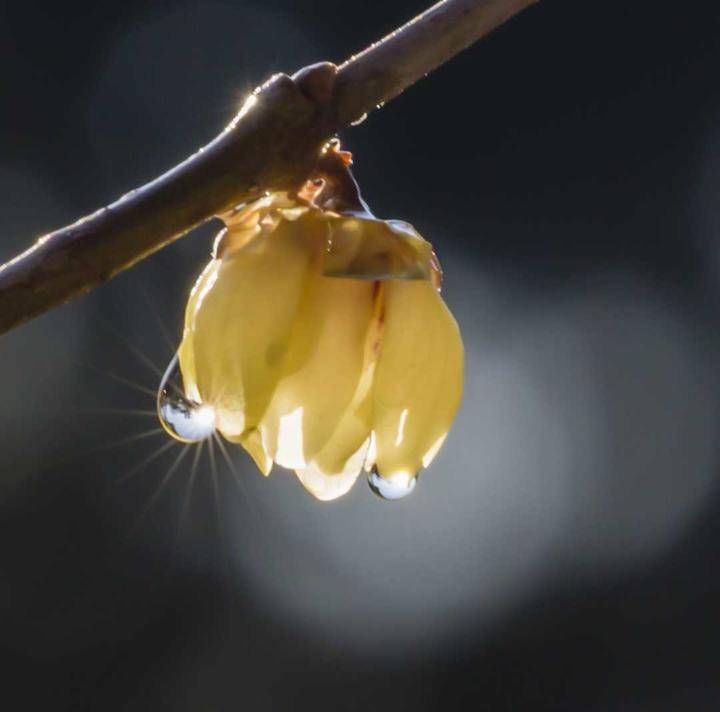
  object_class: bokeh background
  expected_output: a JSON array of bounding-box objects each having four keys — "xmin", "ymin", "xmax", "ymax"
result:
[{"xmin": 2, "ymin": 0, "xmax": 720, "ymax": 709}]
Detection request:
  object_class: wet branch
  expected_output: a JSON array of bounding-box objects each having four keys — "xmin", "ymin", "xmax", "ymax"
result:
[{"xmin": 0, "ymin": 0, "xmax": 538, "ymax": 335}]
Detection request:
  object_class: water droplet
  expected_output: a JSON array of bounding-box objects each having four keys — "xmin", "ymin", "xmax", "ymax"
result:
[
  {"xmin": 350, "ymin": 112, "xmax": 368, "ymax": 126},
  {"xmin": 367, "ymin": 468, "xmax": 416, "ymax": 501},
  {"xmin": 157, "ymin": 354, "xmax": 216, "ymax": 443}
]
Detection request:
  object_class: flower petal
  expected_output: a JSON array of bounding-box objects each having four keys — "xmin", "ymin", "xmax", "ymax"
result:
[
  {"xmin": 309, "ymin": 283, "xmax": 384, "ymax": 476},
  {"xmin": 180, "ymin": 215, "xmax": 321, "ymax": 444},
  {"xmin": 371, "ymin": 280, "xmax": 464, "ymax": 482},
  {"xmin": 177, "ymin": 259, "xmax": 221, "ymax": 403},
  {"xmin": 295, "ymin": 439, "xmax": 369, "ymax": 502},
  {"xmin": 224, "ymin": 427, "xmax": 273, "ymax": 476},
  {"xmin": 323, "ymin": 216, "xmax": 434, "ymax": 281},
  {"xmin": 260, "ymin": 276, "xmax": 376, "ymax": 469}
]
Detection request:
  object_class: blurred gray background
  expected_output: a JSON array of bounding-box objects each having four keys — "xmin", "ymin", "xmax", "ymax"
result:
[{"xmin": 2, "ymin": 0, "xmax": 720, "ymax": 709}]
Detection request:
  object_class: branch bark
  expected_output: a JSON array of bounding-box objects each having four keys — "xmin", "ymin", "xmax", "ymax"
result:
[{"xmin": 0, "ymin": 0, "xmax": 537, "ymax": 335}]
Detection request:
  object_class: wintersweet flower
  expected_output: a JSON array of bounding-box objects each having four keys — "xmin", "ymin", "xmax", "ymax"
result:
[{"xmin": 175, "ymin": 149, "xmax": 463, "ymax": 500}]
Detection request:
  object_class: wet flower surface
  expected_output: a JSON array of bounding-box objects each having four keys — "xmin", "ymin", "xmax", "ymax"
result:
[{"xmin": 172, "ymin": 156, "xmax": 464, "ymax": 501}]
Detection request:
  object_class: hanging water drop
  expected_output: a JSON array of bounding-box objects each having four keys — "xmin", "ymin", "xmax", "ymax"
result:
[
  {"xmin": 157, "ymin": 353, "xmax": 216, "ymax": 443},
  {"xmin": 367, "ymin": 468, "xmax": 417, "ymax": 501}
]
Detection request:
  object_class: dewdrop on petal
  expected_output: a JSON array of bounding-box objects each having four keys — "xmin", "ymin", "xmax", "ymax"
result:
[{"xmin": 162, "ymin": 142, "xmax": 464, "ymax": 501}]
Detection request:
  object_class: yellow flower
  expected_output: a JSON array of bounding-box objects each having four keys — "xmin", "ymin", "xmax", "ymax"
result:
[{"xmin": 177, "ymin": 190, "xmax": 463, "ymax": 501}]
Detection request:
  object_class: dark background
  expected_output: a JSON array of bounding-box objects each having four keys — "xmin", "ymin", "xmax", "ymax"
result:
[{"xmin": 2, "ymin": 1, "xmax": 720, "ymax": 709}]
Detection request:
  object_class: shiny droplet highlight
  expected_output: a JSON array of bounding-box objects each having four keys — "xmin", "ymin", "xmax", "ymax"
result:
[
  {"xmin": 367, "ymin": 468, "xmax": 417, "ymax": 501},
  {"xmin": 157, "ymin": 354, "xmax": 216, "ymax": 443}
]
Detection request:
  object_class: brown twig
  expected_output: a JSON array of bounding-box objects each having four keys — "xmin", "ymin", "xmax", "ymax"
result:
[{"xmin": 0, "ymin": 0, "xmax": 538, "ymax": 335}]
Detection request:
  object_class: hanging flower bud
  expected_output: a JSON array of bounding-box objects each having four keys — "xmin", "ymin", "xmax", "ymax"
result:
[{"xmin": 173, "ymin": 143, "xmax": 463, "ymax": 501}]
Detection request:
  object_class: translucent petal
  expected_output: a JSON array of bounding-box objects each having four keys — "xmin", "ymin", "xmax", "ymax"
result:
[
  {"xmin": 371, "ymin": 280, "xmax": 464, "ymax": 481},
  {"xmin": 179, "ymin": 215, "xmax": 321, "ymax": 445},
  {"xmin": 312, "ymin": 386, "xmax": 373, "ymax": 476},
  {"xmin": 177, "ymin": 259, "xmax": 221, "ymax": 403},
  {"xmin": 308, "ymin": 283, "xmax": 385, "ymax": 475},
  {"xmin": 213, "ymin": 224, "xmax": 261, "ymax": 259},
  {"xmin": 260, "ymin": 276, "xmax": 376, "ymax": 469},
  {"xmin": 224, "ymin": 427, "xmax": 273, "ymax": 476},
  {"xmin": 216, "ymin": 192, "xmax": 307, "ymax": 259},
  {"xmin": 295, "ymin": 439, "xmax": 369, "ymax": 502},
  {"xmin": 273, "ymin": 406, "xmax": 306, "ymax": 469},
  {"xmin": 323, "ymin": 216, "xmax": 434, "ymax": 281},
  {"xmin": 220, "ymin": 191, "xmax": 296, "ymax": 230}
]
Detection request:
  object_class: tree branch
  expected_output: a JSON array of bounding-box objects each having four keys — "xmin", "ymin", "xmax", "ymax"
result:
[{"xmin": 0, "ymin": 0, "xmax": 538, "ymax": 335}]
